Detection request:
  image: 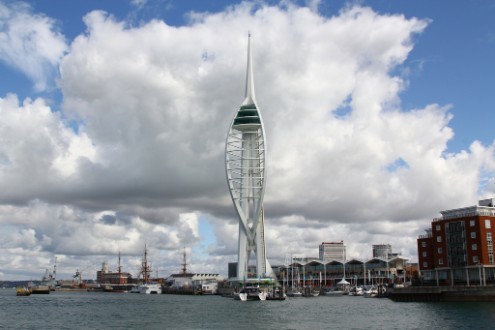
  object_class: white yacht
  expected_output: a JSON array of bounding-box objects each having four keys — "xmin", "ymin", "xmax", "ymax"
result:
[
  {"xmin": 234, "ymin": 285, "xmax": 267, "ymax": 301},
  {"xmin": 363, "ymin": 286, "xmax": 378, "ymax": 298},
  {"xmin": 286, "ymin": 289, "xmax": 303, "ymax": 297},
  {"xmin": 138, "ymin": 282, "xmax": 162, "ymax": 294}
]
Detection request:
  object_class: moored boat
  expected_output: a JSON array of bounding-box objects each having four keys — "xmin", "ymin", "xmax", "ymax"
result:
[
  {"xmin": 363, "ymin": 286, "xmax": 378, "ymax": 298},
  {"xmin": 234, "ymin": 285, "xmax": 267, "ymax": 301},
  {"xmin": 16, "ymin": 287, "xmax": 31, "ymax": 296},
  {"xmin": 286, "ymin": 288, "xmax": 303, "ymax": 297},
  {"xmin": 138, "ymin": 282, "xmax": 162, "ymax": 294},
  {"xmin": 348, "ymin": 286, "xmax": 364, "ymax": 296},
  {"xmin": 267, "ymin": 288, "xmax": 286, "ymax": 300},
  {"xmin": 31, "ymin": 285, "xmax": 50, "ymax": 294},
  {"xmin": 324, "ymin": 287, "xmax": 345, "ymax": 296},
  {"xmin": 30, "ymin": 258, "xmax": 57, "ymax": 294},
  {"xmin": 302, "ymin": 286, "xmax": 320, "ymax": 297}
]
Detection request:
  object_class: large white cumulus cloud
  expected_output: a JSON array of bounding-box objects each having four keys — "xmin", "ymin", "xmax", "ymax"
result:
[
  {"xmin": 0, "ymin": 94, "xmax": 96, "ymax": 202},
  {"xmin": 1, "ymin": 2, "xmax": 494, "ymax": 279},
  {"xmin": 0, "ymin": 2, "xmax": 67, "ymax": 91}
]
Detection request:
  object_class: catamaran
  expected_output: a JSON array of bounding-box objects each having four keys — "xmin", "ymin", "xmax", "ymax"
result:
[{"xmin": 234, "ymin": 285, "xmax": 267, "ymax": 301}]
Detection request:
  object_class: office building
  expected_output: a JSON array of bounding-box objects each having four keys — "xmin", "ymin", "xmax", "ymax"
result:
[{"xmin": 417, "ymin": 198, "xmax": 495, "ymax": 285}]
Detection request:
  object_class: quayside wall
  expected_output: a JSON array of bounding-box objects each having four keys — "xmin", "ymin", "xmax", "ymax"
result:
[{"xmin": 389, "ymin": 286, "xmax": 495, "ymax": 302}]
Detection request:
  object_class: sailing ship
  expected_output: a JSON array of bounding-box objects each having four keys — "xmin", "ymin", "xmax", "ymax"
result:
[
  {"xmin": 162, "ymin": 247, "xmax": 197, "ymax": 294},
  {"xmin": 138, "ymin": 243, "xmax": 162, "ymax": 294}
]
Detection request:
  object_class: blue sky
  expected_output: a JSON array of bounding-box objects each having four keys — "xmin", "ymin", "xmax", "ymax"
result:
[{"xmin": 1, "ymin": 0, "xmax": 495, "ymax": 280}]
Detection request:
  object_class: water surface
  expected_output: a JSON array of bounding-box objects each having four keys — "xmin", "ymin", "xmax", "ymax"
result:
[{"xmin": 1, "ymin": 289, "xmax": 494, "ymax": 329}]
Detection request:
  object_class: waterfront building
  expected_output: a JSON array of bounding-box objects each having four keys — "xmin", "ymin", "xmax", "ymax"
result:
[
  {"xmin": 267, "ymin": 242, "xmax": 410, "ymax": 288},
  {"xmin": 417, "ymin": 198, "xmax": 495, "ymax": 286},
  {"xmin": 96, "ymin": 261, "xmax": 132, "ymax": 285},
  {"xmin": 372, "ymin": 244, "xmax": 392, "ymax": 259},
  {"xmin": 293, "ymin": 256, "xmax": 319, "ymax": 264},
  {"xmin": 319, "ymin": 241, "xmax": 346, "ymax": 262},
  {"xmin": 273, "ymin": 256, "xmax": 410, "ymax": 289},
  {"xmin": 225, "ymin": 34, "xmax": 273, "ymax": 280},
  {"xmin": 372, "ymin": 244, "xmax": 401, "ymax": 260}
]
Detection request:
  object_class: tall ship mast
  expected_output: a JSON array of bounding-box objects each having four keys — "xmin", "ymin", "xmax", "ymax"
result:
[
  {"xmin": 181, "ymin": 247, "xmax": 189, "ymax": 276},
  {"xmin": 140, "ymin": 243, "xmax": 152, "ymax": 284},
  {"xmin": 137, "ymin": 243, "xmax": 162, "ymax": 294}
]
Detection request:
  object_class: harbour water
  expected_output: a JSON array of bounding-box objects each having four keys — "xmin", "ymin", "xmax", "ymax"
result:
[{"xmin": 2, "ymin": 289, "xmax": 495, "ymax": 329}]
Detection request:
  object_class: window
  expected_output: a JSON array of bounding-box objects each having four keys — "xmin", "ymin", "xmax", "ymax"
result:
[
  {"xmin": 470, "ymin": 220, "xmax": 475, "ymax": 227},
  {"xmin": 437, "ymin": 236, "xmax": 442, "ymax": 243},
  {"xmin": 421, "ymin": 241, "xmax": 427, "ymax": 248},
  {"xmin": 486, "ymin": 219, "xmax": 491, "ymax": 229},
  {"xmin": 472, "ymin": 244, "xmax": 478, "ymax": 251},
  {"xmin": 473, "ymin": 256, "xmax": 479, "ymax": 263},
  {"xmin": 445, "ymin": 221, "xmax": 467, "ymax": 268},
  {"xmin": 423, "ymin": 261, "xmax": 428, "ymax": 268},
  {"xmin": 439, "ymin": 258, "xmax": 444, "ymax": 265},
  {"xmin": 436, "ymin": 225, "xmax": 441, "ymax": 231},
  {"xmin": 471, "ymin": 232, "xmax": 476, "ymax": 239},
  {"xmin": 422, "ymin": 251, "xmax": 427, "ymax": 257},
  {"xmin": 487, "ymin": 233, "xmax": 494, "ymax": 265},
  {"xmin": 438, "ymin": 247, "xmax": 443, "ymax": 254}
]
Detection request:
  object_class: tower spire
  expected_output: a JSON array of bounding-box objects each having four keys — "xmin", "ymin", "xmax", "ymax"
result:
[{"xmin": 243, "ymin": 32, "xmax": 256, "ymax": 106}]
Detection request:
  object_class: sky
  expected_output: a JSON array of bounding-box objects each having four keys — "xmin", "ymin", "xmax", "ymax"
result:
[{"xmin": 0, "ymin": 0, "xmax": 494, "ymax": 281}]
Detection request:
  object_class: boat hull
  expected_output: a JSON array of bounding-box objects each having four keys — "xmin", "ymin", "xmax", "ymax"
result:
[
  {"xmin": 286, "ymin": 289, "xmax": 303, "ymax": 297},
  {"xmin": 31, "ymin": 286, "xmax": 50, "ymax": 294},
  {"xmin": 234, "ymin": 292, "xmax": 267, "ymax": 301},
  {"xmin": 234, "ymin": 286, "xmax": 267, "ymax": 301}
]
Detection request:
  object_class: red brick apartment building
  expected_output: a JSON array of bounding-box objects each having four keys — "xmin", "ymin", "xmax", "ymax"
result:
[{"xmin": 418, "ymin": 198, "xmax": 495, "ymax": 286}]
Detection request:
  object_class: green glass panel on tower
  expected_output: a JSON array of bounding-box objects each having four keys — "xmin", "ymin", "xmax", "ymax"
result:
[{"xmin": 233, "ymin": 103, "xmax": 261, "ymax": 127}]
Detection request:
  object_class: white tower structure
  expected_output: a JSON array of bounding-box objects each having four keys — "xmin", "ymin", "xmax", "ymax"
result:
[{"xmin": 225, "ymin": 34, "xmax": 272, "ymax": 280}]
